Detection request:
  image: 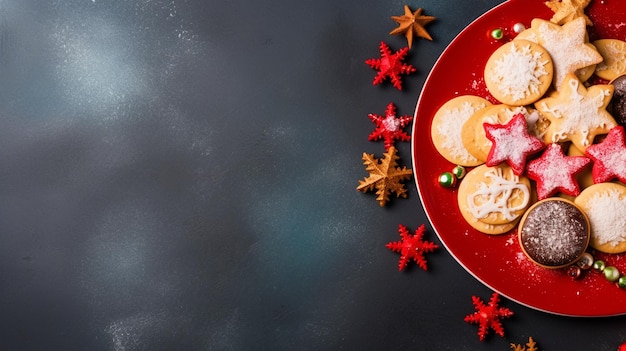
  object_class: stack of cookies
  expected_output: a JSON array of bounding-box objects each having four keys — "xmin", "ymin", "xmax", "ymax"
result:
[{"xmin": 429, "ymin": 12, "xmax": 626, "ymax": 267}]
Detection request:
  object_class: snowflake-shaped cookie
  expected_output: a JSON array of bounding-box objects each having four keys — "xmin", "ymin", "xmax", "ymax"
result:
[
  {"xmin": 385, "ymin": 224, "xmax": 439, "ymax": 271},
  {"xmin": 356, "ymin": 146, "xmax": 413, "ymax": 206},
  {"xmin": 368, "ymin": 102, "xmax": 413, "ymax": 150},
  {"xmin": 464, "ymin": 292, "xmax": 514, "ymax": 342},
  {"xmin": 365, "ymin": 41, "xmax": 416, "ymax": 90}
]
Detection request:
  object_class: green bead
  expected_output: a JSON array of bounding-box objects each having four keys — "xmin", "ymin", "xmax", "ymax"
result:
[
  {"xmin": 452, "ymin": 165, "xmax": 466, "ymax": 179},
  {"xmin": 618, "ymin": 276, "xmax": 626, "ymax": 289},
  {"xmin": 438, "ymin": 172, "xmax": 457, "ymax": 188},
  {"xmin": 491, "ymin": 28, "xmax": 504, "ymax": 40},
  {"xmin": 604, "ymin": 266, "xmax": 620, "ymax": 282},
  {"xmin": 593, "ymin": 260, "xmax": 606, "ymax": 272}
]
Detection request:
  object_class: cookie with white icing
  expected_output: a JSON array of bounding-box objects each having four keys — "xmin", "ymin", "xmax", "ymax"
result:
[
  {"xmin": 484, "ymin": 39, "xmax": 553, "ymax": 106},
  {"xmin": 458, "ymin": 164, "xmax": 533, "ymax": 232},
  {"xmin": 534, "ymin": 73, "xmax": 616, "ymax": 152}
]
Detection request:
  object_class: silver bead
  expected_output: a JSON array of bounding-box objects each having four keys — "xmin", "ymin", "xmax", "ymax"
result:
[
  {"xmin": 513, "ymin": 23, "xmax": 526, "ymax": 34},
  {"xmin": 576, "ymin": 253, "xmax": 594, "ymax": 270}
]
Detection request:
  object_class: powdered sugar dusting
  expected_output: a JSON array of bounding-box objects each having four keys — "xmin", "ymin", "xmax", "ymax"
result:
[
  {"xmin": 581, "ymin": 188, "xmax": 626, "ymax": 246},
  {"xmin": 538, "ymin": 77, "xmax": 614, "ymax": 147},
  {"xmin": 519, "ymin": 200, "xmax": 589, "ymax": 267},
  {"xmin": 533, "ymin": 18, "xmax": 602, "ymax": 88},
  {"xmin": 490, "ymin": 41, "xmax": 549, "ymax": 101},
  {"xmin": 436, "ymin": 101, "xmax": 485, "ymax": 163},
  {"xmin": 596, "ymin": 40, "xmax": 626, "ymax": 73}
]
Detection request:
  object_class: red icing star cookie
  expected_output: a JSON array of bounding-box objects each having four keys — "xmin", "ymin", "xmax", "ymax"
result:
[
  {"xmin": 484, "ymin": 113, "xmax": 545, "ymax": 175},
  {"xmin": 527, "ymin": 143, "xmax": 591, "ymax": 199},
  {"xmin": 585, "ymin": 126, "xmax": 626, "ymax": 184}
]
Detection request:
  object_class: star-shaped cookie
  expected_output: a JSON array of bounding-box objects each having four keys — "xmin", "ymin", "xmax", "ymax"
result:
[
  {"xmin": 389, "ymin": 5, "xmax": 435, "ymax": 48},
  {"xmin": 535, "ymin": 73, "xmax": 616, "ymax": 152},
  {"xmin": 527, "ymin": 143, "xmax": 591, "ymax": 199},
  {"xmin": 484, "ymin": 113, "xmax": 545, "ymax": 175},
  {"xmin": 545, "ymin": 0, "xmax": 592, "ymax": 26},
  {"xmin": 585, "ymin": 126, "xmax": 626, "ymax": 184},
  {"xmin": 525, "ymin": 17, "xmax": 602, "ymax": 89}
]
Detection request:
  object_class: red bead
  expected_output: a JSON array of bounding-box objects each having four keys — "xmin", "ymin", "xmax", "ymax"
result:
[{"xmin": 567, "ymin": 265, "xmax": 582, "ymax": 279}]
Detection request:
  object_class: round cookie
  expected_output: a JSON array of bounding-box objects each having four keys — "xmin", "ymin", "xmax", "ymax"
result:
[
  {"xmin": 574, "ymin": 182, "xmax": 626, "ymax": 254},
  {"xmin": 458, "ymin": 164, "xmax": 532, "ymax": 229},
  {"xmin": 431, "ymin": 95, "xmax": 491, "ymax": 167},
  {"xmin": 575, "ymin": 63, "xmax": 596, "ymax": 83},
  {"xmin": 484, "ymin": 39, "xmax": 553, "ymax": 106},
  {"xmin": 593, "ymin": 39, "xmax": 626, "ymax": 81},
  {"xmin": 609, "ymin": 74, "xmax": 626, "ymax": 127},
  {"xmin": 518, "ymin": 198, "xmax": 590, "ymax": 269},
  {"xmin": 461, "ymin": 104, "xmax": 536, "ymax": 162}
]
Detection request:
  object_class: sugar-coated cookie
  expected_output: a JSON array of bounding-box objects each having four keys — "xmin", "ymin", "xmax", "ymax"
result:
[
  {"xmin": 534, "ymin": 73, "xmax": 616, "ymax": 152},
  {"xmin": 574, "ymin": 182, "xmax": 626, "ymax": 254},
  {"xmin": 520, "ymin": 18, "xmax": 603, "ymax": 89},
  {"xmin": 458, "ymin": 164, "xmax": 532, "ymax": 229},
  {"xmin": 484, "ymin": 39, "xmax": 553, "ymax": 106},
  {"xmin": 526, "ymin": 143, "xmax": 591, "ymax": 200},
  {"xmin": 593, "ymin": 39, "xmax": 626, "ymax": 81},
  {"xmin": 518, "ymin": 198, "xmax": 590, "ymax": 268},
  {"xmin": 584, "ymin": 125, "xmax": 626, "ymax": 184},
  {"xmin": 461, "ymin": 104, "xmax": 536, "ymax": 162},
  {"xmin": 483, "ymin": 113, "xmax": 545, "ymax": 175},
  {"xmin": 567, "ymin": 143, "xmax": 594, "ymax": 193},
  {"xmin": 431, "ymin": 95, "xmax": 491, "ymax": 166},
  {"xmin": 545, "ymin": 0, "xmax": 593, "ymax": 26}
]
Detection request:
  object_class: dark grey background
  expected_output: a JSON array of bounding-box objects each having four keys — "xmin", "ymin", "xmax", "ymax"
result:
[{"xmin": 0, "ymin": 0, "xmax": 624, "ymax": 350}]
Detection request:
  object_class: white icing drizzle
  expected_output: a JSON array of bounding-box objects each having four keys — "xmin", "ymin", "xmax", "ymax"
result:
[
  {"xmin": 491, "ymin": 42, "xmax": 549, "ymax": 100},
  {"xmin": 467, "ymin": 168, "xmax": 530, "ymax": 220}
]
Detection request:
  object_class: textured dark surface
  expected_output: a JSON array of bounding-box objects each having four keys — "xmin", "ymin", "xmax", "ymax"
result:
[{"xmin": 0, "ymin": 0, "xmax": 625, "ymax": 350}]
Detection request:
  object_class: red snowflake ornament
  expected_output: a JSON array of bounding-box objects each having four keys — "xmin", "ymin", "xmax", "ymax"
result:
[
  {"xmin": 464, "ymin": 292, "xmax": 514, "ymax": 342},
  {"xmin": 385, "ymin": 224, "xmax": 438, "ymax": 271},
  {"xmin": 619, "ymin": 341, "xmax": 626, "ymax": 351},
  {"xmin": 526, "ymin": 143, "xmax": 591, "ymax": 200},
  {"xmin": 484, "ymin": 113, "xmax": 545, "ymax": 175},
  {"xmin": 365, "ymin": 41, "xmax": 416, "ymax": 90},
  {"xmin": 368, "ymin": 102, "xmax": 413, "ymax": 150},
  {"xmin": 585, "ymin": 126, "xmax": 626, "ymax": 184}
]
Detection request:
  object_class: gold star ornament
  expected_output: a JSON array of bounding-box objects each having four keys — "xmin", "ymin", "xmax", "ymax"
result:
[{"xmin": 390, "ymin": 5, "xmax": 435, "ymax": 48}]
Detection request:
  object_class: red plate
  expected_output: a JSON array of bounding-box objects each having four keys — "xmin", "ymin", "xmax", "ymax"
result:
[{"xmin": 412, "ymin": 0, "xmax": 626, "ymax": 316}]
